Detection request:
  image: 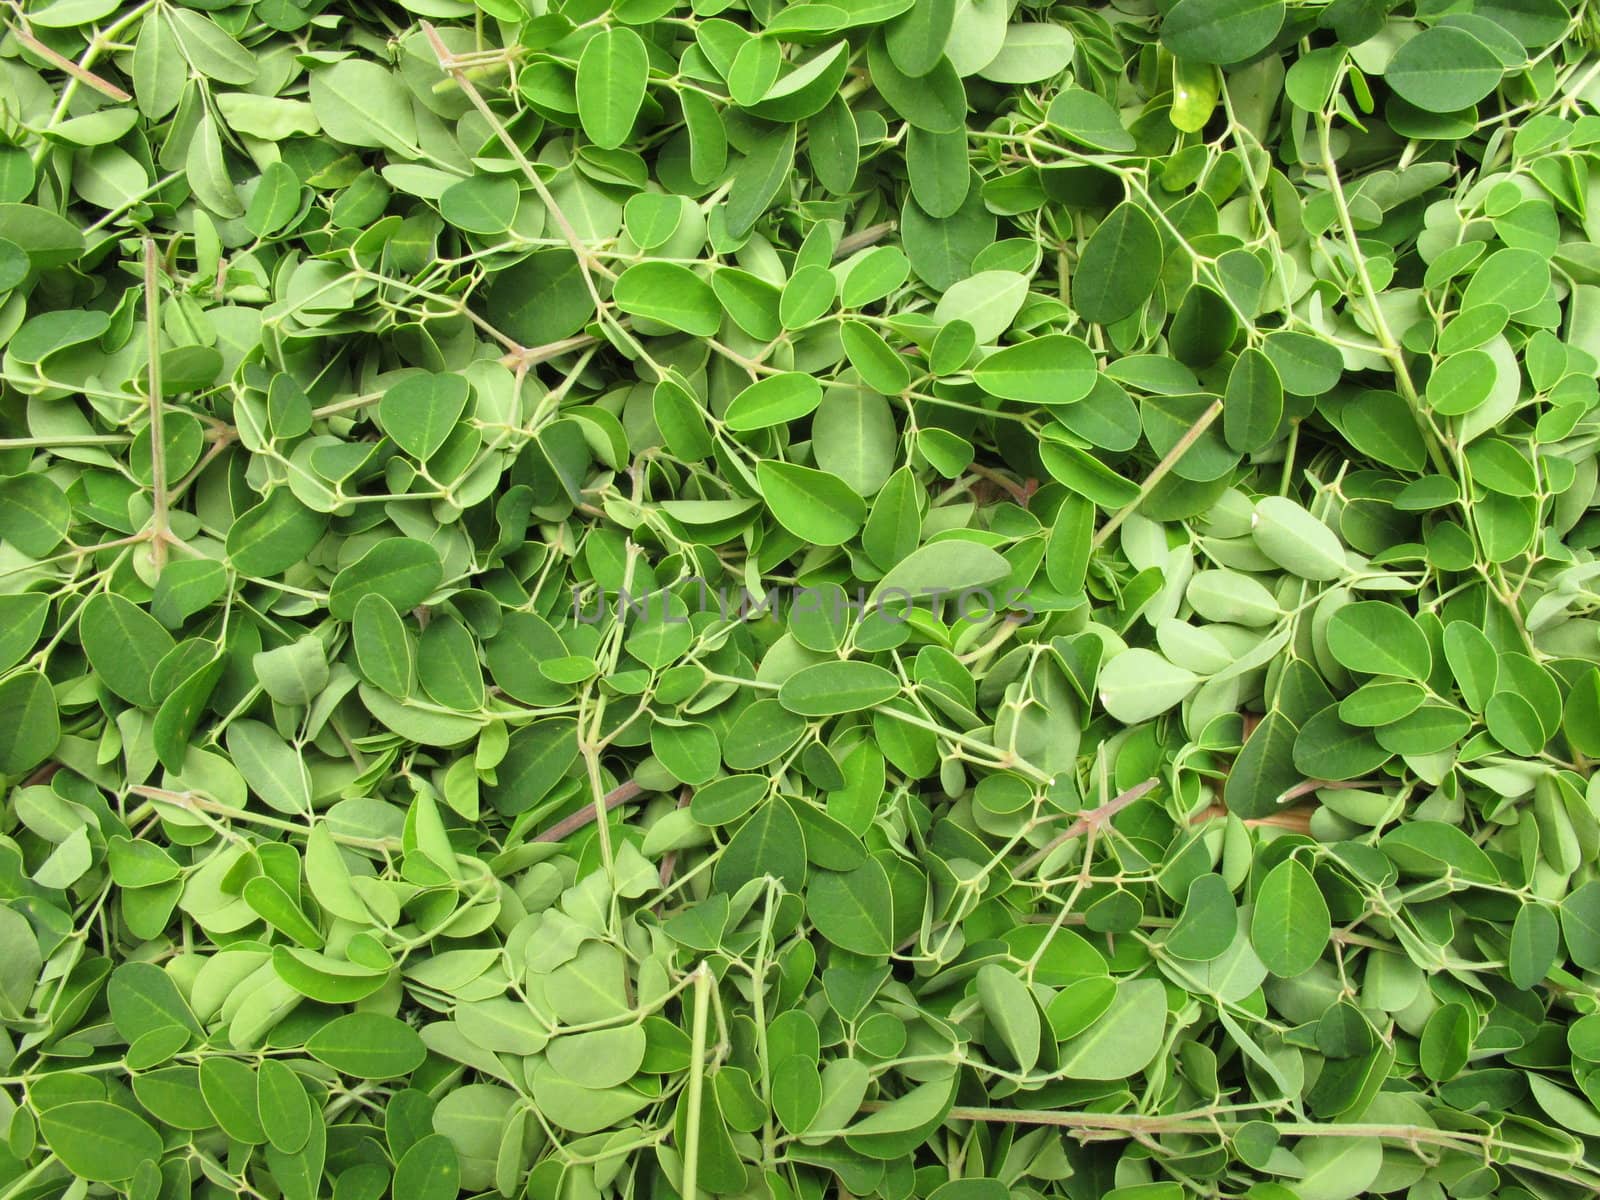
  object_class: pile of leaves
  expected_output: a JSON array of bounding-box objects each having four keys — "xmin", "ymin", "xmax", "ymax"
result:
[{"xmin": 5, "ymin": 0, "xmax": 1600, "ymax": 1196}]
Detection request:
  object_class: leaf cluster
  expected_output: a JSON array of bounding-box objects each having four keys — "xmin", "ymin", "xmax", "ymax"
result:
[{"xmin": 1, "ymin": 1, "xmax": 1600, "ymax": 1199}]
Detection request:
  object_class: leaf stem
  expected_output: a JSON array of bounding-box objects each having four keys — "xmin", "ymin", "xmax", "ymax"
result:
[
  {"xmin": 143, "ymin": 239, "xmax": 169, "ymax": 573},
  {"xmin": 1092, "ymin": 399, "xmax": 1222, "ymax": 549},
  {"xmin": 681, "ymin": 962, "xmax": 711, "ymax": 1200},
  {"xmin": 13, "ymin": 27, "xmax": 131, "ymax": 103},
  {"xmin": 1015, "ymin": 777, "xmax": 1159, "ymax": 877},
  {"xmin": 531, "ymin": 778, "xmax": 644, "ymax": 843},
  {"xmin": 1314, "ymin": 112, "xmax": 1450, "ymax": 477},
  {"xmin": 421, "ymin": 22, "xmax": 609, "ymax": 314}
]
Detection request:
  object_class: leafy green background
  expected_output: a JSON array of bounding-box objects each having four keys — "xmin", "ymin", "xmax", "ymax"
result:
[{"xmin": 2, "ymin": 0, "xmax": 1600, "ymax": 1197}]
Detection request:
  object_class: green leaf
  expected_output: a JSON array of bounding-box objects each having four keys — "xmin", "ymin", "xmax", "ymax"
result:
[
  {"xmin": 108, "ymin": 961, "xmax": 202, "ymax": 1043},
  {"xmin": 440, "ymin": 174, "xmax": 518, "ymax": 236},
  {"xmin": 1045, "ymin": 87, "xmax": 1136, "ymax": 152},
  {"xmin": 1419, "ymin": 1002, "xmax": 1471, "ymax": 1082},
  {"xmin": 1379, "ymin": 821, "xmax": 1499, "ymax": 884},
  {"xmin": 38, "ymin": 1102, "xmax": 163, "ymax": 1183},
  {"xmin": 353, "ymin": 593, "xmax": 415, "ymax": 697},
  {"xmin": 1443, "ymin": 621, "xmax": 1498, "ymax": 712},
  {"xmin": 1262, "ymin": 330, "xmax": 1343, "ymax": 396},
  {"xmin": 932, "ymin": 270, "xmax": 1027, "ymax": 344},
  {"xmin": 304, "ymin": 824, "xmax": 371, "ymax": 924},
  {"xmin": 252, "ymin": 636, "xmax": 328, "ymax": 707},
  {"xmin": 779, "ymin": 661, "xmax": 901, "ymax": 716},
  {"xmin": 1510, "ymin": 902, "xmax": 1558, "ymax": 989},
  {"xmin": 491, "ymin": 718, "xmax": 579, "ymax": 813},
  {"xmin": 1293, "ymin": 708, "xmax": 1391, "ymax": 780},
  {"xmin": 976, "ymin": 964, "xmax": 1041, "ymax": 1072},
  {"xmin": 757, "ymin": 461, "xmax": 865, "ymax": 546},
  {"xmin": 577, "ymin": 28, "xmax": 649, "ymax": 150},
  {"xmin": 328, "ymin": 539, "xmax": 442, "ymax": 621},
  {"xmin": 725, "ymin": 123, "xmax": 796, "ymax": 238},
  {"xmin": 245, "ymin": 161, "xmax": 302, "ymax": 237},
  {"xmin": 307, "ymin": 1012, "xmax": 426, "ymax": 1079},
  {"xmin": 546, "ymin": 1024, "xmax": 647, "ymax": 1090},
  {"xmin": 380, "ymin": 373, "xmax": 471, "ymax": 461},
  {"xmin": 841, "ymin": 320, "xmax": 912, "ymax": 393},
  {"xmin": 0, "ymin": 670, "xmax": 58, "ymax": 775},
  {"xmin": 1563, "ymin": 665, "xmax": 1600, "ymax": 756},
  {"xmin": 653, "ymin": 376, "xmax": 715, "ymax": 459},
  {"xmin": 1486, "ymin": 690, "xmax": 1546, "ymax": 754},
  {"xmin": 227, "ymin": 489, "xmax": 326, "ymax": 578},
  {"xmin": 309, "ymin": 60, "xmax": 417, "ymax": 154},
  {"xmin": 715, "ymin": 799, "xmax": 807, "ymax": 893},
  {"xmin": 1251, "ymin": 497, "xmax": 1348, "ymax": 580},
  {"xmin": 872, "ymin": 539, "xmax": 1009, "ymax": 598},
  {"xmin": 0, "ymin": 473, "xmax": 71, "ymax": 557},
  {"xmin": 257, "ymin": 1058, "xmax": 313, "ymax": 1153},
  {"xmin": 613, "ymin": 262, "xmax": 722, "ymax": 336},
  {"xmin": 867, "ymin": 36, "xmax": 966, "ymax": 132},
  {"xmin": 813, "ymin": 386, "xmax": 898, "ymax": 496},
  {"xmin": 393, "ymin": 1133, "xmax": 460, "ymax": 1200},
  {"xmin": 724, "ymin": 373, "xmax": 823, "ymax": 431},
  {"xmin": 1161, "ymin": 0, "xmax": 1286, "ymax": 66},
  {"xmin": 902, "ymin": 184, "xmax": 995, "ymax": 289},
  {"xmin": 885, "ymin": 0, "xmax": 957, "ymax": 77},
  {"xmin": 199, "ymin": 1059, "xmax": 266, "ymax": 1144},
  {"xmin": 1251, "ymin": 859, "xmax": 1330, "ymax": 977},
  {"xmin": 809, "ymin": 858, "xmax": 894, "ymax": 955},
  {"xmin": 928, "ymin": 1185, "xmax": 1011, "ymax": 1200},
  {"xmin": 0, "ymin": 594, "xmax": 48, "ymax": 673},
  {"xmin": 0, "ymin": 202, "xmax": 82, "ymax": 269},
  {"xmin": 972, "ymin": 335, "xmax": 1096, "ymax": 404},
  {"xmin": 1223, "ymin": 348, "xmax": 1284, "ymax": 453},
  {"xmin": 1294, "ymin": 1136, "xmax": 1383, "ymax": 1200},
  {"xmin": 750, "ymin": 41, "xmax": 853, "ymax": 122},
  {"xmin": 488, "ymin": 250, "xmax": 595, "ymax": 344},
  {"xmin": 1057, "ymin": 979, "xmax": 1167, "ymax": 1079},
  {"xmin": 977, "ymin": 24, "xmax": 1075, "ymax": 84},
  {"xmin": 844, "ymin": 1075, "xmax": 958, "ymax": 1159},
  {"xmin": 1384, "ymin": 27, "xmax": 1504, "ymax": 112},
  {"xmin": 227, "ymin": 720, "xmax": 312, "ymax": 814},
  {"xmin": 1073, "ymin": 203, "xmax": 1162, "ymax": 325},
  {"xmin": 1326, "ymin": 603, "xmax": 1432, "ymax": 680},
  {"xmin": 1562, "ymin": 881, "xmax": 1600, "ymax": 972},
  {"xmin": 79, "ymin": 592, "xmax": 175, "ymax": 709},
  {"xmin": 1098, "ymin": 649, "xmax": 1200, "ymax": 724},
  {"xmin": 1224, "ymin": 710, "xmax": 1299, "ymax": 819},
  {"xmin": 418, "ymin": 618, "xmax": 484, "ymax": 711},
  {"xmin": 1167, "ymin": 874, "xmax": 1239, "ymax": 961},
  {"xmin": 772, "ymin": 1056, "xmax": 822, "ymax": 1134},
  {"xmin": 1426, "ymin": 350, "xmax": 1495, "ymax": 416}
]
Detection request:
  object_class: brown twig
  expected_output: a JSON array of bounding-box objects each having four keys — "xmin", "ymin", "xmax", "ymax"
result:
[
  {"xmin": 500, "ymin": 331, "xmax": 604, "ymax": 370},
  {"xmin": 1192, "ymin": 776, "xmax": 1389, "ymax": 832},
  {"xmin": 1015, "ymin": 778, "xmax": 1159, "ymax": 877},
  {"xmin": 532, "ymin": 779, "xmax": 644, "ymax": 843},
  {"xmin": 22, "ymin": 762, "xmax": 60, "ymax": 787},
  {"xmin": 13, "ymin": 28, "xmax": 132, "ymax": 102},
  {"xmin": 966, "ymin": 463, "xmax": 1035, "ymax": 506},
  {"xmin": 656, "ymin": 785, "xmax": 693, "ymax": 899},
  {"xmin": 832, "ymin": 221, "xmax": 898, "ymax": 261},
  {"xmin": 1192, "ymin": 804, "xmax": 1315, "ymax": 834}
]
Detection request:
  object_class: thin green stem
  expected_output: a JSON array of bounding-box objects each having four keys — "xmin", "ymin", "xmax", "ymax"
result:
[
  {"xmin": 143, "ymin": 239, "xmax": 169, "ymax": 572},
  {"xmin": 681, "ymin": 963, "xmax": 712, "ymax": 1200},
  {"xmin": 1314, "ymin": 111, "xmax": 1450, "ymax": 477}
]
